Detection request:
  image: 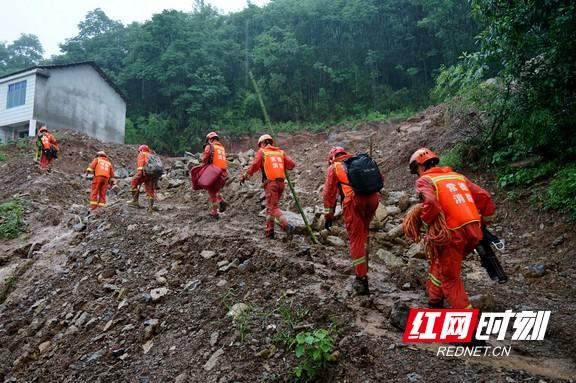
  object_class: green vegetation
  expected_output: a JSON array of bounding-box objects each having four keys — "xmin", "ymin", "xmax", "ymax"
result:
[
  {"xmin": 2, "ymin": 1, "xmax": 481, "ymax": 153},
  {"xmin": 0, "ymin": 275, "xmax": 17, "ymax": 304},
  {"xmin": 433, "ymin": 0, "xmax": 575, "ymax": 218},
  {"xmin": 294, "ymin": 328, "xmax": 335, "ymax": 381},
  {"xmin": 0, "ymin": 200, "xmax": 23, "ymax": 240}
]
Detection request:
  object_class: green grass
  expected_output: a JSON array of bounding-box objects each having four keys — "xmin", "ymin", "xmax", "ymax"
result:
[
  {"xmin": 546, "ymin": 165, "xmax": 576, "ymax": 219},
  {"xmin": 440, "ymin": 146, "xmax": 464, "ymax": 170},
  {"xmin": 0, "ymin": 200, "xmax": 23, "ymax": 240}
]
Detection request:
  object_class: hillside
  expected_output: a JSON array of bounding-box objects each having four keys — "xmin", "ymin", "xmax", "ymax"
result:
[{"xmin": 0, "ymin": 109, "xmax": 575, "ymax": 382}]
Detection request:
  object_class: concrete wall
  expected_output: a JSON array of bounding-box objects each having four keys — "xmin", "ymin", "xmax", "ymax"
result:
[
  {"xmin": 34, "ymin": 65, "xmax": 126, "ymax": 143},
  {"xmin": 0, "ymin": 72, "xmax": 36, "ymax": 127}
]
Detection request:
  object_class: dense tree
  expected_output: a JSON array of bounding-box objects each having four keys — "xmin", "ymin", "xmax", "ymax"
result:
[
  {"xmin": 42, "ymin": 1, "xmax": 482, "ymax": 152},
  {"xmin": 0, "ymin": 34, "xmax": 44, "ymax": 75}
]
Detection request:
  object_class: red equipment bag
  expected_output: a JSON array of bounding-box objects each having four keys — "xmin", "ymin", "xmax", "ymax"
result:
[{"xmin": 190, "ymin": 164, "xmax": 223, "ymax": 190}]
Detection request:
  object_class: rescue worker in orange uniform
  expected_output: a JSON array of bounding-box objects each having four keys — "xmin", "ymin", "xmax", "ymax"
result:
[
  {"xmin": 323, "ymin": 147, "xmax": 380, "ymax": 295},
  {"xmin": 240, "ymin": 134, "xmax": 296, "ymax": 238},
  {"xmin": 410, "ymin": 148, "xmax": 496, "ymax": 308},
  {"xmin": 128, "ymin": 145, "xmax": 158, "ymax": 212},
  {"xmin": 85, "ymin": 151, "xmax": 115, "ymax": 210},
  {"xmin": 203, "ymin": 132, "xmax": 228, "ymax": 219},
  {"xmin": 35, "ymin": 126, "xmax": 59, "ymax": 173}
]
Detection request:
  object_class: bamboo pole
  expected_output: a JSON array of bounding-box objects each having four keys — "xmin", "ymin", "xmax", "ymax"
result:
[{"xmin": 249, "ymin": 71, "xmax": 319, "ymax": 244}]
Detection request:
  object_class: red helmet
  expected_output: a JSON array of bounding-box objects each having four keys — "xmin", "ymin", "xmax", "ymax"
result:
[
  {"xmin": 328, "ymin": 146, "xmax": 347, "ymax": 164},
  {"xmin": 206, "ymin": 131, "xmax": 219, "ymax": 142},
  {"xmin": 38, "ymin": 126, "xmax": 48, "ymax": 133},
  {"xmin": 257, "ymin": 134, "xmax": 274, "ymax": 147},
  {"xmin": 138, "ymin": 145, "xmax": 150, "ymax": 153},
  {"xmin": 409, "ymin": 148, "xmax": 439, "ymax": 174},
  {"xmin": 96, "ymin": 151, "xmax": 107, "ymax": 157}
]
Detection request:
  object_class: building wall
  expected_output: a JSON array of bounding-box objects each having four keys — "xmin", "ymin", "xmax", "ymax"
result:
[
  {"xmin": 0, "ymin": 72, "xmax": 36, "ymax": 127},
  {"xmin": 34, "ymin": 65, "xmax": 126, "ymax": 143}
]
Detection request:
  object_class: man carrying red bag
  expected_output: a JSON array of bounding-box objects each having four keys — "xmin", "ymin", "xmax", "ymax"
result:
[{"xmin": 201, "ymin": 132, "xmax": 228, "ymax": 219}]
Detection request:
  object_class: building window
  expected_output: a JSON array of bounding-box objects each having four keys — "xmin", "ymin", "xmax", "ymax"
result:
[{"xmin": 7, "ymin": 80, "xmax": 27, "ymax": 108}]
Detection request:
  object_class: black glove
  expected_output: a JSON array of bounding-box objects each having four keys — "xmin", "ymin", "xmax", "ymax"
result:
[{"xmin": 325, "ymin": 219, "xmax": 333, "ymax": 230}]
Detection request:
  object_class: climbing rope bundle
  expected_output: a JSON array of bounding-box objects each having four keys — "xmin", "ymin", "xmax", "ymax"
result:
[{"xmin": 402, "ymin": 203, "xmax": 451, "ymax": 261}]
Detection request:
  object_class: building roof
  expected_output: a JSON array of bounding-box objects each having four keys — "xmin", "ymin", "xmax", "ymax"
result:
[{"xmin": 0, "ymin": 61, "xmax": 127, "ymax": 102}]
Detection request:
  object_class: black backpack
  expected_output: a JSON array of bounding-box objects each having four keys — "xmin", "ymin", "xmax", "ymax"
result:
[{"xmin": 343, "ymin": 153, "xmax": 383, "ymax": 195}]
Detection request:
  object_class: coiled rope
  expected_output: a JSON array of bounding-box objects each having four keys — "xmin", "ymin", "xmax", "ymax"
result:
[{"xmin": 403, "ymin": 203, "xmax": 451, "ymax": 260}]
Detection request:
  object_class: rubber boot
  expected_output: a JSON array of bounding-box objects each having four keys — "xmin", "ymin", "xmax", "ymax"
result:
[
  {"xmin": 353, "ymin": 276, "xmax": 370, "ymax": 296},
  {"xmin": 429, "ymin": 300, "xmax": 444, "ymax": 308},
  {"xmin": 209, "ymin": 206, "xmax": 219, "ymax": 219},
  {"xmin": 219, "ymin": 198, "xmax": 228, "ymax": 213},
  {"xmin": 265, "ymin": 220, "xmax": 275, "ymax": 239},
  {"xmin": 127, "ymin": 190, "xmax": 140, "ymax": 207},
  {"xmin": 147, "ymin": 198, "xmax": 159, "ymax": 212}
]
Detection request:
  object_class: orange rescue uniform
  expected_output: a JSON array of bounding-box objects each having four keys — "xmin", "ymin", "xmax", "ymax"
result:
[
  {"xmin": 324, "ymin": 155, "xmax": 380, "ymax": 278},
  {"xmin": 416, "ymin": 166, "xmax": 496, "ymax": 308},
  {"xmin": 37, "ymin": 132, "xmax": 58, "ymax": 172},
  {"xmin": 245, "ymin": 145, "xmax": 295, "ymax": 235},
  {"xmin": 202, "ymin": 141, "xmax": 228, "ymax": 216},
  {"xmin": 131, "ymin": 151, "xmax": 156, "ymax": 199},
  {"xmin": 86, "ymin": 156, "xmax": 115, "ymax": 209}
]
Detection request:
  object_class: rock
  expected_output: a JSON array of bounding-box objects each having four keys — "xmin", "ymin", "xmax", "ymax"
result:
[
  {"xmin": 524, "ymin": 263, "xmax": 546, "ymax": 278},
  {"xmin": 386, "ymin": 205, "xmax": 401, "ymax": 216},
  {"xmin": 326, "ymin": 236, "xmax": 346, "ymax": 247},
  {"xmin": 150, "ymin": 287, "xmax": 169, "ymax": 302},
  {"xmin": 184, "ymin": 279, "xmax": 202, "ymax": 291},
  {"xmin": 227, "ymin": 303, "xmax": 249, "ymax": 320},
  {"xmin": 86, "ymin": 349, "xmax": 106, "ymax": 363},
  {"xmin": 103, "ymin": 283, "xmax": 120, "ymax": 292},
  {"xmin": 377, "ymin": 249, "xmax": 404, "ymax": 268},
  {"xmin": 386, "ymin": 224, "xmax": 404, "ymax": 239},
  {"xmin": 115, "ymin": 167, "xmax": 130, "ymax": 179},
  {"xmin": 216, "ymin": 279, "xmax": 228, "ymax": 287},
  {"xmin": 73, "ymin": 221, "xmax": 86, "ymax": 232},
  {"xmin": 156, "ymin": 276, "xmax": 167, "ymax": 285},
  {"xmin": 204, "ymin": 348, "xmax": 224, "ymax": 371},
  {"xmin": 201, "ymin": 250, "xmax": 216, "ymax": 259},
  {"xmin": 390, "ymin": 301, "xmax": 410, "ymax": 331},
  {"xmin": 405, "ymin": 243, "xmax": 425, "ymax": 259},
  {"xmin": 210, "ymin": 331, "xmax": 219, "ymax": 347},
  {"xmin": 38, "ymin": 341, "xmax": 51, "ymax": 353},
  {"xmin": 217, "ymin": 260, "xmax": 228, "ymax": 268},
  {"xmin": 407, "ymin": 372, "xmax": 422, "ymax": 382},
  {"xmin": 142, "ymin": 340, "xmax": 154, "ymax": 354},
  {"xmin": 398, "ymin": 194, "xmax": 412, "ymax": 212},
  {"xmin": 103, "ymin": 320, "xmax": 114, "ymax": 332},
  {"xmin": 75, "ymin": 312, "xmax": 89, "ymax": 327},
  {"xmin": 374, "ymin": 203, "xmax": 389, "ymax": 223},
  {"xmin": 469, "ymin": 294, "xmax": 497, "ymax": 311},
  {"xmin": 144, "ymin": 319, "xmax": 160, "ymax": 340},
  {"xmin": 66, "ymin": 325, "xmax": 79, "ymax": 335},
  {"xmin": 256, "ymin": 344, "xmax": 277, "ymax": 359},
  {"xmin": 167, "ymin": 179, "xmax": 185, "ymax": 189},
  {"xmin": 219, "ymin": 258, "xmax": 239, "ymax": 272},
  {"xmin": 386, "ymin": 191, "xmax": 407, "ymax": 205},
  {"xmin": 552, "ymin": 235, "xmax": 565, "ymax": 247},
  {"xmin": 175, "ymin": 373, "xmax": 188, "ymax": 383}
]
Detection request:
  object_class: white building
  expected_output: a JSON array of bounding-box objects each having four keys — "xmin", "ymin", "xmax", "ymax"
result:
[{"xmin": 0, "ymin": 61, "xmax": 126, "ymax": 143}]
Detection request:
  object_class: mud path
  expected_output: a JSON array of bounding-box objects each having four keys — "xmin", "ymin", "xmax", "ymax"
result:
[{"xmin": 1, "ymin": 112, "xmax": 575, "ymax": 382}]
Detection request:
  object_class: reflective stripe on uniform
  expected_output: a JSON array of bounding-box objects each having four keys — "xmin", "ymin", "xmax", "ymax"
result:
[
  {"xmin": 89, "ymin": 201, "xmax": 98, "ymax": 205},
  {"xmin": 352, "ymin": 256, "xmax": 367, "ymax": 266},
  {"xmin": 137, "ymin": 166, "xmax": 144, "ymax": 171},
  {"xmin": 324, "ymin": 207, "xmax": 334, "ymax": 214},
  {"xmin": 98, "ymin": 203, "xmax": 105, "ymax": 206},
  {"xmin": 429, "ymin": 273, "xmax": 442, "ymax": 287},
  {"xmin": 483, "ymin": 214, "xmax": 495, "ymax": 222}
]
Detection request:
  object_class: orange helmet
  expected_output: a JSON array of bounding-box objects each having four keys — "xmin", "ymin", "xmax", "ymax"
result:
[
  {"xmin": 257, "ymin": 134, "xmax": 274, "ymax": 147},
  {"xmin": 38, "ymin": 126, "xmax": 48, "ymax": 133},
  {"xmin": 409, "ymin": 148, "xmax": 439, "ymax": 174},
  {"xmin": 206, "ymin": 131, "xmax": 219, "ymax": 142},
  {"xmin": 138, "ymin": 145, "xmax": 150, "ymax": 153},
  {"xmin": 328, "ymin": 146, "xmax": 347, "ymax": 165},
  {"xmin": 96, "ymin": 151, "xmax": 107, "ymax": 157}
]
